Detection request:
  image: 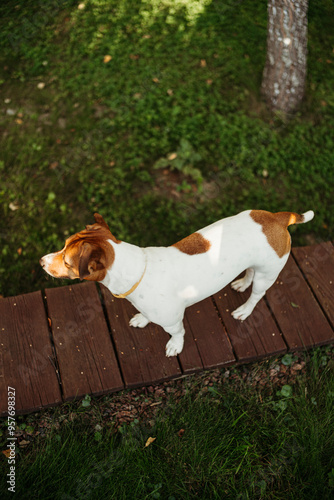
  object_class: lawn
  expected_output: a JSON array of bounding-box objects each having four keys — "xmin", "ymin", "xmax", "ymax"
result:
[
  {"xmin": 0, "ymin": 1, "xmax": 334, "ymax": 498},
  {"xmin": 0, "ymin": 0, "xmax": 333, "ymax": 297},
  {"xmin": 0, "ymin": 348, "xmax": 334, "ymax": 499}
]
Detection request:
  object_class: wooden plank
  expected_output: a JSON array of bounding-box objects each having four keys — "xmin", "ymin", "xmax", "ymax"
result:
[
  {"xmin": 214, "ymin": 283, "xmax": 286, "ymax": 363},
  {"xmin": 45, "ymin": 283, "xmax": 123, "ymax": 401},
  {"xmin": 0, "ymin": 291, "xmax": 61, "ymax": 416},
  {"xmin": 183, "ymin": 298, "xmax": 235, "ymax": 370},
  {"xmin": 178, "ymin": 311, "xmax": 204, "ymax": 374},
  {"xmin": 293, "ymin": 242, "xmax": 334, "ymax": 328},
  {"xmin": 100, "ymin": 285, "xmax": 182, "ymax": 387},
  {"xmin": 266, "ymin": 255, "xmax": 334, "ymax": 350}
]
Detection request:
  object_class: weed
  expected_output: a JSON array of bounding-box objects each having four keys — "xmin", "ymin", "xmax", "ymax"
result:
[{"xmin": 154, "ymin": 139, "xmax": 203, "ymax": 190}]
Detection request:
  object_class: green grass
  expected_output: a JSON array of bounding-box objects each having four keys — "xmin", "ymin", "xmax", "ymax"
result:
[
  {"xmin": 0, "ymin": 4, "xmax": 333, "ymax": 497},
  {"xmin": 1, "ymin": 349, "xmax": 333, "ymax": 499},
  {"xmin": 0, "ymin": 0, "xmax": 334, "ymax": 296}
]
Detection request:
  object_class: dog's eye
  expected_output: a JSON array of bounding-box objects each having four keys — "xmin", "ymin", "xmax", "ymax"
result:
[{"xmin": 62, "ymin": 254, "xmax": 71, "ymax": 268}]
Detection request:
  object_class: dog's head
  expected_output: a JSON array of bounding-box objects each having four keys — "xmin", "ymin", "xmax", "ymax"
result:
[{"xmin": 40, "ymin": 213, "xmax": 119, "ymax": 281}]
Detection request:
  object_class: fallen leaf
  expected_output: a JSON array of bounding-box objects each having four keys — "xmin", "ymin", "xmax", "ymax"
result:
[
  {"xmin": 167, "ymin": 89, "xmax": 173, "ymax": 96},
  {"xmin": 168, "ymin": 153, "xmax": 177, "ymax": 161},
  {"xmin": 152, "ymin": 77, "xmax": 159, "ymax": 83},
  {"xmin": 291, "ymin": 302, "xmax": 300, "ymax": 308},
  {"xmin": 144, "ymin": 437, "xmax": 156, "ymax": 448},
  {"xmin": 37, "ymin": 82, "xmax": 45, "ymax": 90},
  {"xmin": 9, "ymin": 202, "xmax": 19, "ymax": 211},
  {"xmin": 129, "ymin": 54, "xmax": 139, "ymax": 60},
  {"xmin": 2, "ymin": 449, "xmax": 11, "ymax": 458},
  {"xmin": 103, "ymin": 55, "xmax": 112, "ymax": 63},
  {"xmin": 206, "ymin": 79, "xmax": 213, "ymax": 85},
  {"xmin": 178, "ymin": 428, "xmax": 185, "ymax": 437},
  {"xmin": 17, "ymin": 248, "xmax": 22, "ymax": 255},
  {"xmin": 200, "ymin": 59, "xmax": 207, "ymax": 67},
  {"xmin": 19, "ymin": 440, "xmax": 30, "ymax": 447}
]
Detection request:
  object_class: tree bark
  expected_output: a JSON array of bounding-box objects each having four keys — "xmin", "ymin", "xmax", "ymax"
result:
[{"xmin": 261, "ymin": 0, "xmax": 309, "ymax": 114}]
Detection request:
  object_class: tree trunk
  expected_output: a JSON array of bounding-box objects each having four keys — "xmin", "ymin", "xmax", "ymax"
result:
[{"xmin": 261, "ymin": 0, "xmax": 309, "ymax": 114}]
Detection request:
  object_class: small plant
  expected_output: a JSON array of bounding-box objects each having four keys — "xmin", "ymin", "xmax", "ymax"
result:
[
  {"xmin": 278, "ymin": 385, "xmax": 293, "ymax": 398},
  {"xmin": 273, "ymin": 384, "xmax": 293, "ymax": 411},
  {"xmin": 81, "ymin": 394, "xmax": 91, "ymax": 408},
  {"xmin": 153, "ymin": 138, "xmax": 203, "ymax": 190},
  {"xmin": 281, "ymin": 353, "xmax": 296, "ymax": 366}
]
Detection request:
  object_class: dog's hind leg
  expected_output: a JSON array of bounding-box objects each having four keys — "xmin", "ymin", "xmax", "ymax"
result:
[
  {"xmin": 231, "ymin": 268, "xmax": 254, "ymax": 292},
  {"xmin": 231, "ymin": 258, "xmax": 287, "ymax": 321}
]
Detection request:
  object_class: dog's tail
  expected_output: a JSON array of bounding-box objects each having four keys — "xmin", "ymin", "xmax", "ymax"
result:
[{"xmin": 275, "ymin": 210, "xmax": 314, "ymax": 227}]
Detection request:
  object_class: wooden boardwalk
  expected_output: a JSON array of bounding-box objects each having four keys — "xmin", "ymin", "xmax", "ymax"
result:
[{"xmin": 0, "ymin": 242, "xmax": 333, "ymax": 416}]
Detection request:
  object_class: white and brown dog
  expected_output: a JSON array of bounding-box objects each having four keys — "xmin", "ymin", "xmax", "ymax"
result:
[{"xmin": 40, "ymin": 209, "xmax": 314, "ymax": 356}]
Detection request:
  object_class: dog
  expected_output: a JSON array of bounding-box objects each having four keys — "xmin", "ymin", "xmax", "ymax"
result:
[{"xmin": 40, "ymin": 209, "xmax": 314, "ymax": 356}]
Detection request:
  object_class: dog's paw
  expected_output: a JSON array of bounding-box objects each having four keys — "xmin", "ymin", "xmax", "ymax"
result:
[
  {"xmin": 231, "ymin": 278, "xmax": 249, "ymax": 293},
  {"xmin": 231, "ymin": 304, "xmax": 252, "ymax": 321},
  {"xmin": 165, "ymin": 337, "xmax": 183, "ymax": 357},
  {"xmin": 129, "ymin": 313, "xmax": 149, "ymax": 328}
]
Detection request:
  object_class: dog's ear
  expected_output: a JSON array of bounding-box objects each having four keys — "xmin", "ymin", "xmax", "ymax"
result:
[
  {"xmin": 78, "ymin": 242, "xmax": 107, "ymax": 281},
  {"xmin": 85, "ymin": 213, "xmax": 111, "ymax": 232},
  {"xmin": 94, "ymin": 213, "xmax": 111, "ymax": 231},
  {"xmin": 85, "ymin": 213, "xmax": 121, "ymax": 244}
]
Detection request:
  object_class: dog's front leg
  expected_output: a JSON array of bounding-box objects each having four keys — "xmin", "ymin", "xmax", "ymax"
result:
[{"xmin": 164, "ymin": 321, "xmax": 185, "ymax": 357}]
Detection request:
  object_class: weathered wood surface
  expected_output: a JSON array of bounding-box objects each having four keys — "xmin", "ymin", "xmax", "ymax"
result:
[
  {"xmin": 214, "ymin": 286, "xmax": 286, "ymax": 363},
  {"xmin": 266, "ymin": 252, "xmax": 334, "ymax": 349},
  {"xmin": 0, "ymin": 291, "xmax": 61, "ymax": 415},
  {"xmin": 0, "ymin": 242, "xmax": 333, "ymax": 416},
  {"xmin": 101, "ymin": 289, "xmax": 182, "ymax": 387},
  {"xmin": 292, "ymin": 242, "xmax": 334, "ymax": 328},
  {"xmin": 45, "ymin": 283, "xmax": 124, "ymax": 401},
  {"xmin": 183, "ymin": 299, "xmax": 235, "ymax": 370}
]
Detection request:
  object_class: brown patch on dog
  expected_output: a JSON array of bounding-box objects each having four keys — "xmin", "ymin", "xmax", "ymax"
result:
[
  {"xmin": 250, "ymin": 210, "xmax": 306, "ymax": 258},
  {"xmin": 270, "ymin": 211, "xmax": 305, "ymax": 227},
  {"xmin": 43, "ymin": 214, "xmax": 119, "ymax": 281},
  {"xmin": 172, "ymin": 232, "xmax": 211, "ymax": 255},
  {"xmin": 64, "ymin": 228, "xmax": 116, "ymax": 281}
]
